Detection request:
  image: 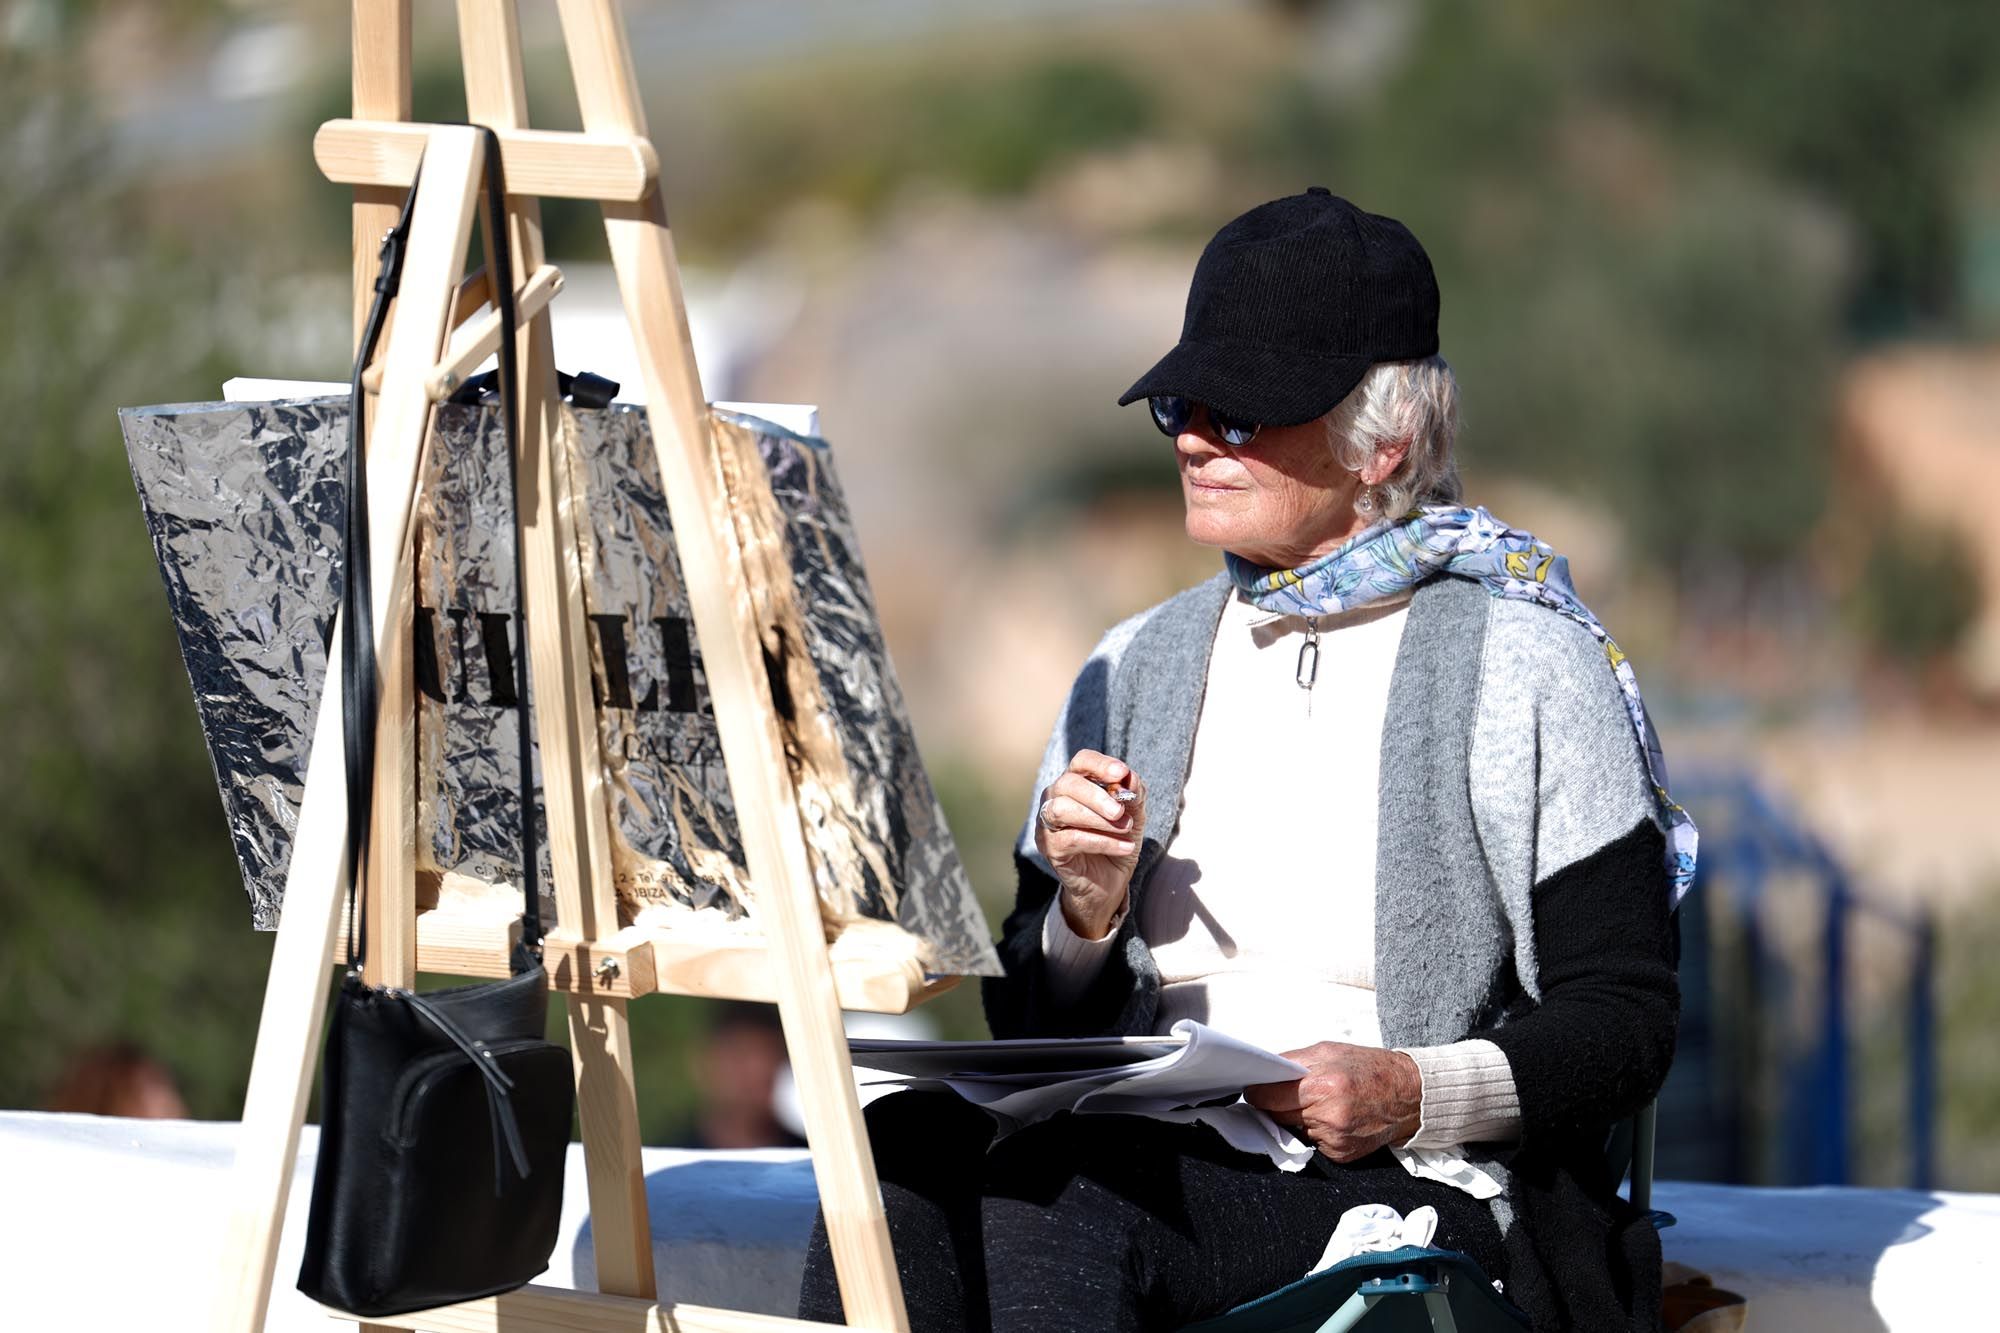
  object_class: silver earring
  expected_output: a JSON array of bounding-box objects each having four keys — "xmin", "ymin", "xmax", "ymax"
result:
[{"xmin": 1355, "ymin": 486, "xmax": 1379, "ymax": 517}]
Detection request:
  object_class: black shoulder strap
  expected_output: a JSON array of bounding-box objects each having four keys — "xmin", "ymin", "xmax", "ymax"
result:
[{"xmin": 477, "ymin": 126, "xmax": 545, "ymax": 956}]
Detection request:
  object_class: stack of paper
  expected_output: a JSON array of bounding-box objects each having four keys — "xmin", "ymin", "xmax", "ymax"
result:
[
  {"xmin": 850, "ymin": 1022, "xmax": 1507, "ymax": 1195},
  {"xmin": 849, "ymin": 1020, "xmax": 1306, "ymax": 1127}
]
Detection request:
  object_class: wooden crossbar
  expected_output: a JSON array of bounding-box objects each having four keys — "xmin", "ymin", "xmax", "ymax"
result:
[
  {"xmin": 358, "ymin": 263, "xmax": 563, "ymax": 397},
  {"xmin": 333, "ymin": 897, "xmax": 959, "ymax": 1011},
  {"xmin": 213, "ymin": 3, "xmax": 923, "ymax": 1332},
  {"xmin": 316, "ymin": 119, "xmax": 660, "ymax": 201},
  {"xmin": 427, "ymin": 261, "xmax": 564, "ymax": 397}
]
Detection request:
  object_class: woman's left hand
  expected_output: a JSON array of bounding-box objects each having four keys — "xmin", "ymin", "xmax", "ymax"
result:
[{"xmin": 1244, "ymin": 1043, "xmax": 1425, "ymax": 1163}]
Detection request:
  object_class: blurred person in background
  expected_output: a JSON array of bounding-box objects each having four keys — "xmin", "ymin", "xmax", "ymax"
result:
[
  {"xmin": 680, "ymin": 1001, "xmax": 806, "ymax": 1151},
  {"xmin": 801, "ymin": 190, "xmax": 1688, "ymax": 1332},
  {"xmin": 43, "ymin": 1042, "xmax": 190, "ymax": 1119}
]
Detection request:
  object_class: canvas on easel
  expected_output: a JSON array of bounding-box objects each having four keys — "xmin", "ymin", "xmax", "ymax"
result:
[
  {"xmin": 119, "ymin": 392, "xmax": 1001, "ymax": 979},
  {"xmin": 120, "ymin": 3, "xmax": 994, "ymax": 1330}
]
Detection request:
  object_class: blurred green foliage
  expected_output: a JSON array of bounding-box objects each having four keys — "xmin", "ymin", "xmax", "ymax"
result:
[
  {"xmin": 1593, "ymin": 0, "xmax": 2000, "ymax": 334},
  {"xmin": 1847, "ymin": 526, "xmax": 1982, "ymax": 666},
  {"xmin": 0, "ymin": 73, "xmax": 274, "ymax": 1116},
  {"xmin": 1855, "ymin": 885, "xmax": 2000, "ymax": 1191},
  {"xmin": 919, "ymin": 59, "xmax": 1154, "ymax": 196},
  {"xmin": 698, "ymin": 55, "xmax": 1155, "ymax": 242},
  {"xmin": 1936, "ymin": 891, "xmax": 2000, "ymax": 1189}
]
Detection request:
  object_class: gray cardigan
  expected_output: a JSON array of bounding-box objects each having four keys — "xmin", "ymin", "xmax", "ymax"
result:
[{"xmin": 982, "ymin": 572, "xmax": 1680, "ymax": 1331}]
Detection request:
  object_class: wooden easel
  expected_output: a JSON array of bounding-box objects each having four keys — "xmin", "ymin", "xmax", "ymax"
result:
[{"xmin": 211, "ymin": 3, "xmax": 939, "ymax": 1329}]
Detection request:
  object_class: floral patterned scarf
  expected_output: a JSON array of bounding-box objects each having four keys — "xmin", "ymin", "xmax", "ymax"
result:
[{"xmin": 1226, "ymin": 504, "xmax": 1697, "ymax": 903}]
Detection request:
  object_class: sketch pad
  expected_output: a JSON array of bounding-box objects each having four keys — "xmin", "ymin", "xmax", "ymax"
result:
[
  {"xmin": 847, "ymin": 1034, "xmax": 1189, "ymax": 1080},
  {"xmin": 849, "ymin": 1022, "xmax": 1307, "ymax": 1127}
]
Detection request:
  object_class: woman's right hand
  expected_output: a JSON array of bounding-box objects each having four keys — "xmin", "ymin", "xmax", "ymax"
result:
[{"xmin": 1035, "ymin": 749, "xmax": 1146, "ymax": 941}]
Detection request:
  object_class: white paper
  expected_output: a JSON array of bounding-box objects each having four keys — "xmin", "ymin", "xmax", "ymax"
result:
[
  {"xmin": 854, "ymin": 1023, "xmax": 1509, "ymax": 1199},
  {"xmin": 856, "ymin": 1020, "xmax": 1305, "ymax": 1128}
]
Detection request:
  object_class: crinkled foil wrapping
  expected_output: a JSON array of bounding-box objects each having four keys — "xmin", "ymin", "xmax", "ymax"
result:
[{"xmin": 119, "ymin": 397, "xmax": 1001, "ymax": 977}]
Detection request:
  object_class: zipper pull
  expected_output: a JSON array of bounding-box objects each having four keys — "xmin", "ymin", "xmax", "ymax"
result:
[
  {"xmin": 1296, "ymin": 617, "xmax": 1320, "ymax": 719},
  {"xmin": 1295, "ymin": 618, "xmax": 1321, "ymax": 690}
]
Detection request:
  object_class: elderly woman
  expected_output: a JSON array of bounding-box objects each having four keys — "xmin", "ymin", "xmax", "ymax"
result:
[{"xmin": 799, "ymin": 190, "xmax": 1689, "ymax": 1333}]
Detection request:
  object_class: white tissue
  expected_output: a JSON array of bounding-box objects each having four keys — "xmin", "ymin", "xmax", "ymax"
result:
[
  {"xmin": 1308, "ymin": 1203, "xmax": 1441, "ymax": 1276},
  {"xmin": 1391, "ymin": 1145, "xmax": 1504, "ymax": 1200}
]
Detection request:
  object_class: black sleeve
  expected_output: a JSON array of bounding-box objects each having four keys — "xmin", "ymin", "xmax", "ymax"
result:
[
  {"xmin": 980, "ymin": 854, "xmax": 1155, "ymax": 1039},
  {"xmin": 1482, "ymin": 818, "xmax": 1680, "ymax": 1147}
]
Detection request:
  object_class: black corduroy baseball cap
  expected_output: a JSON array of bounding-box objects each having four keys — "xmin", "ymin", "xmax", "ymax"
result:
[{"xmin": 1118, "ymin": 188, "xmax": 1440, "ymax": 428}]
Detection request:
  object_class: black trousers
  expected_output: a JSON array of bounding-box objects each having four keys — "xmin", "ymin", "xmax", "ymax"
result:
[{"xmin": 797, "ymin": 1090, "xmax": 1508, "ymax": 1333}]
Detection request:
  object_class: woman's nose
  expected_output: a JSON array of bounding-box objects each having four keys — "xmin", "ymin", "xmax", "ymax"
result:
[{"xmin": 1176, "ymin": 420, "xmax": 1222, "ymax": 459}]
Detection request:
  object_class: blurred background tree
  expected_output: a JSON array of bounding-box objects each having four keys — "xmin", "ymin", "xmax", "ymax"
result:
[{"xmin": 0, "ymin": 53, "xmax": 269, "ymax": 1115}]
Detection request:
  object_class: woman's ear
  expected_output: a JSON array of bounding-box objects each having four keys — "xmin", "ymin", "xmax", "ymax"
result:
[{"xmin": 1361, "ymin": 436, "xmax": 1412, "ymax": 486}]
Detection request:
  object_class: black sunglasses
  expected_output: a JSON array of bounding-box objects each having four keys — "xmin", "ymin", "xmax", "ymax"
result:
[{"xmin": 1149, "ymin": 395, "xmax": 1261, "ymax": 447}]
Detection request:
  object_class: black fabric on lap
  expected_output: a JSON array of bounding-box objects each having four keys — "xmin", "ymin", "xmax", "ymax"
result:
[
  {"xmin": 797, "ymin": 1091, "xmax": 1507, "ymax": 1333},
  {"xmin": 799, "ymin": 1089, "xmax": 999, "ymax": 1332}
]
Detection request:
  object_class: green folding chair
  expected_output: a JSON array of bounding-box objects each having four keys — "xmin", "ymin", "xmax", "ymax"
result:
[{"xmin": 1181, "ymin": 1101, "xmax": 1673, "ymax": 1333}]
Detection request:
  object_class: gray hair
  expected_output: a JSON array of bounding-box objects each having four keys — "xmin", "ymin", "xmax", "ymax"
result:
[{"xmin": 1322, "ymin": 355, "xmax": 1462, "ymax": 517}]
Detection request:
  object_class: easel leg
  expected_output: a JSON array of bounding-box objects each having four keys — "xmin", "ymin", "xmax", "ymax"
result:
[
  {"xmin": 210, "ymin": 127, "xmax": 489, "ymax": 1333},
  {"xmin": 775, "ymin": 962, "xmax": 912, "ymax": 1332},
  {"xmin": 567, "ymin": 997, "xmax": 657, "ymax": 1299},
  {"xmin": 208, "ymin": 646, "xmax": 357, "ymax": 1333},
  {"xmin": 552, "ymin": 3, "xmax": 911, "ymax": 1327},
  {"xmin": 351, "ymin": 0, "xmax": 411, "ymax": 341},
  {"xmin": 450, "ymin": 0, "xmax": 660, "ymax": 1302},
  {"xmin": 352, "ymin": 1, "xmax": 419, "ymax": 1011}
]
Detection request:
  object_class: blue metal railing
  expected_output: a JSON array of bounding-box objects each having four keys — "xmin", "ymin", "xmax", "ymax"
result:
[{"xmin": 1668, "ymin": 773, "xmax": 1936, "ymax": 1189}]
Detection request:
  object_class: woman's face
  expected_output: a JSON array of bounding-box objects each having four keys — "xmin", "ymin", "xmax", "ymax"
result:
[{"xmin": 1174, "ymin": 407, "xmax": 1370, "ymax": 568}]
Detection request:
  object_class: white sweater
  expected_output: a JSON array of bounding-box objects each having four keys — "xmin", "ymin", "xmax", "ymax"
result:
[{"xmin": 1039, "ymin": 588, "xmax": 1521, "ymax": 1150}]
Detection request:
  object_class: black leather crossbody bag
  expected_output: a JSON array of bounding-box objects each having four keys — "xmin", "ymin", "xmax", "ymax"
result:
[{"xmin": 297, "ymin": 128, "xmax": 573, "ymax": 1318}]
